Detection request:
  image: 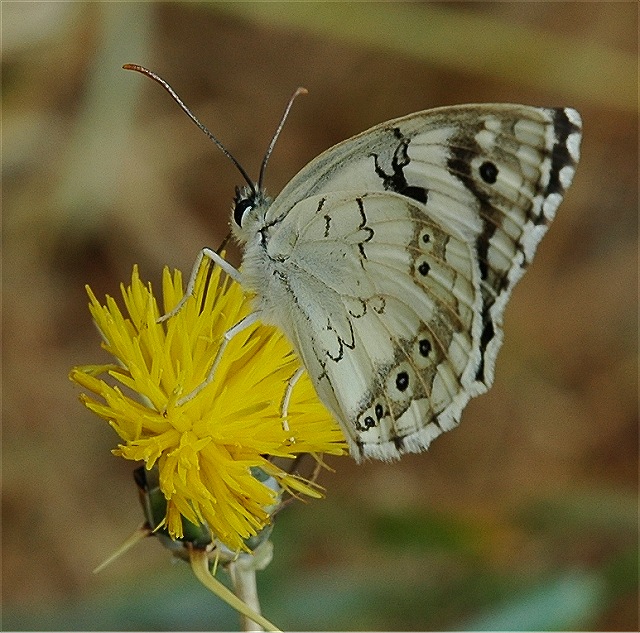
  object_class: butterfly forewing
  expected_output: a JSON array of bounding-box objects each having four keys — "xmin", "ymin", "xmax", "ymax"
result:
[{"xmin": 237, "ymin": 103, "xmax": 582, "ymax": 461}]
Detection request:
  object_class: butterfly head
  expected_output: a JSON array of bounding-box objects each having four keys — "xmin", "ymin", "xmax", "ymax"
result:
[{"xmin": 231, "ymin": 185, "xmax": 272, "ymax": 243}]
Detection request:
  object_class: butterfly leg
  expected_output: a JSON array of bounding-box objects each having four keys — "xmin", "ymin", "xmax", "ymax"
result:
[
  {"xmin": 158, "ymin": 247, "xmax": 242, "ymax": 323},
  {"xmin": 281, "ymin": 366, "xmax": 304, "ymax": 432},
  {"xmin": 176, "ymin": 310, "xmax": 261, "ymax": 406}
]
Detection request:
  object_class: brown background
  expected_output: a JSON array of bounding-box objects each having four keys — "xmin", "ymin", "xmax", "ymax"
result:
[{"xmin": 3, "ymin": 2, "xmax": 637, "ymax": 630}]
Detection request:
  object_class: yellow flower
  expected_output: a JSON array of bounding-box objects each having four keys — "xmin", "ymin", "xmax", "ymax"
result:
[{"xmin": 70, "ymin": 261, "xmax": 347, "ymax": 552}]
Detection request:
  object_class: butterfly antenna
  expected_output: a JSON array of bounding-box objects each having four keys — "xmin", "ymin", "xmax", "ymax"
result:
[
  {"xmin": 257, "ymin": 86, "xmax": 308, "ymax": 190},
  {"xmin": 123, "ymin": 64, "xmax": 255, "ymax": 191}
]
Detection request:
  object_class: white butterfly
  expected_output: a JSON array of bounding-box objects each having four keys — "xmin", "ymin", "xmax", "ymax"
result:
[{"xmin": 126, "ymin": 66, "xmax": 582, "ymax": 462}]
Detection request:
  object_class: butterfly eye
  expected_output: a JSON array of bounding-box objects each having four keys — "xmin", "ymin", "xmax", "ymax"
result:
[{"xmin": 233, "ymin": 198, "xmax": 254, "ymax": 227}]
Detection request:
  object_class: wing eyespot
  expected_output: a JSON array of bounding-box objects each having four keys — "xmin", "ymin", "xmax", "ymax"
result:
[
  {"xmin": 418, "ymin": 261, "xmax": 431, "ymax": 276},
  {"xmin": 362, "ymin": 415, "xmax": 376, "ymax": 430},
  {"xmin": 418, "ymin": 338, "xmax": 432, "ymax": 357},
  {"xmin": 395, "ymin": 371, "xmax": 410, "ymax": 392},
  {"xmin": 479, "ymin": 160, "xmax": 499, "ymax": 184}
]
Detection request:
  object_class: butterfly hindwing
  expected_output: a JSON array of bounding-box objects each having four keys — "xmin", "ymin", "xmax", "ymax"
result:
[{"xmin": 243, "ymin": 189, "xmax": 485, "ymax": 460}]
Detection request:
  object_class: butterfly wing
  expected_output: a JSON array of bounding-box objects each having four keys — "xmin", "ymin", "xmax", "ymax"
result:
[{"xmin": 240, "ymin": 104, "xmax": 582, "ymax": 460}]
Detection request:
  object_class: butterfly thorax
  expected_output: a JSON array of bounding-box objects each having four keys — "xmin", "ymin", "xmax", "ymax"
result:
[{"xmin": 232, "ymin": 185, "xmax": 301, "ymax": 328}]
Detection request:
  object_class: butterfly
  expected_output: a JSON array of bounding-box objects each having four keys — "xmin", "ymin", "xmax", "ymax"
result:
[{"xmin": 124, "ymin": 65, "xmax": 582, "ymax": 462}]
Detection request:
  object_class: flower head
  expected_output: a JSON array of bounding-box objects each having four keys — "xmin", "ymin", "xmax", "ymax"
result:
[{"xmin": 71, "ymin": 261, "xmax": 346, "ymax": 552}]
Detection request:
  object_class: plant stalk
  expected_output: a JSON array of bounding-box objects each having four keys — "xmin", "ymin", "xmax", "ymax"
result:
[{"xmin": 228, "ymin": 559, "xmax": 264, "ymax": 632}]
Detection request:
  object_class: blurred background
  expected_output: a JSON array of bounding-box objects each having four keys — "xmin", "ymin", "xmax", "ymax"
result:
[{"xmin": 3, "ymin": 2, "xmax": 637, "ymax": 630}]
